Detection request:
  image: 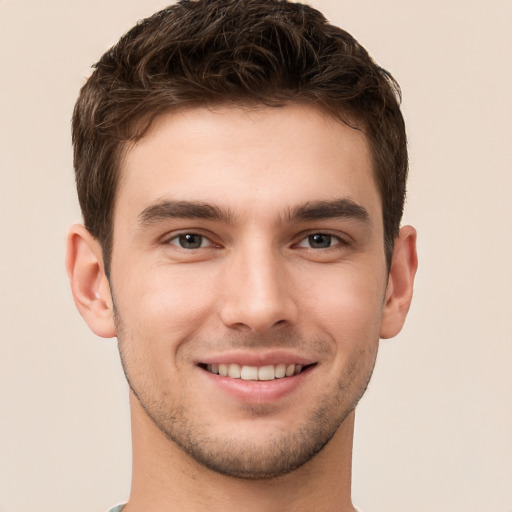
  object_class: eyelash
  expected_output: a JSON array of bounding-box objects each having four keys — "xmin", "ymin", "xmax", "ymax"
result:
[
  {"xmin": 167, "ymin": 232, "xmax": 217, "ymax": 250},
  {"xmin": 165, "ymin": 231, "xmax": 348, "ymax": 250},
  {"xmin": 294, "ymin": 232, "xmax": 346, "ymax": 250}
]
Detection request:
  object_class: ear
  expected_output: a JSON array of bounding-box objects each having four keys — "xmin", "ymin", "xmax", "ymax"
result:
[
  {"xmin": 380, "ymin": 225, "xmax": 418, "ymax": 339},
  {"xmin": 65, "ymin": 224, "xmax": 116, "ymax": 338}
]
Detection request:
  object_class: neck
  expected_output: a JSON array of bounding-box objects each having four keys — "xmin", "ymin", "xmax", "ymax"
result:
[{"xmin": 125, "ymin": 392, "xmax": 356, "ymax": 512}]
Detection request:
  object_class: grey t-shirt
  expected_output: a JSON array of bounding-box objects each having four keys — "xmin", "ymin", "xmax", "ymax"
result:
[{"xmin": 109, "ymin": 503, "xmax": 359, "ymax": 511}]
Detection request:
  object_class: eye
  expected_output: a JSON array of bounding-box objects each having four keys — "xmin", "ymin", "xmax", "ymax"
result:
[
  {"xmin": 168, "ymin": 233, "xmax": 213, "ymax": 249},
  {"xmin": 296, "ymin": 233, "xmax": 342, "ymax": 249}
]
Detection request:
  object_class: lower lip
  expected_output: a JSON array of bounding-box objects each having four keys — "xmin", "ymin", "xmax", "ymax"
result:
[{"xmin": 201, "ymin": 366, "xmax": 314, "ymax": 403}]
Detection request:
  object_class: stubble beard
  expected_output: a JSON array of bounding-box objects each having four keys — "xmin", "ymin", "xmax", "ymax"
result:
[
  {"xmin": 128, "ymin": 384, "xmax": 361, "ymax": 480},
  {"xmin": 114, "ymin": 309, "xmax": 378, "ymax": 480}
]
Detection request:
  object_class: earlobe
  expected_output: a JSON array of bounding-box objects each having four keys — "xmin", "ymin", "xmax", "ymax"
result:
[
  {"xmin": 65, "ymin": 224, "xmax": 116, "ymax": 338},
  {"xmin": 380, "ymin": 225, "xmax": 418, "ymax": 339}
]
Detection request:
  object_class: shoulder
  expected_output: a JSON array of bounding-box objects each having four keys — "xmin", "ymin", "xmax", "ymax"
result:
[{"xmin": 108, "ymin": 505, "xmax": 126, "ymax": 512}]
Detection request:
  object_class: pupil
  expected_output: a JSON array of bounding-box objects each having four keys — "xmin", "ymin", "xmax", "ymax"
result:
[
  {"xmin": 180, "ymin": 233, "xmax": 202, "ymax": 249},
  {"xmin": 309, "ymin": 234, "xmax": 331, "ymax": 248}
]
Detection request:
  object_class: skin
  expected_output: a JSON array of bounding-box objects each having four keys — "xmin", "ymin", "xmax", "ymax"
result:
[{"xmin": 67, "ymin": 103, "xmax": 417, "ymax": 511}]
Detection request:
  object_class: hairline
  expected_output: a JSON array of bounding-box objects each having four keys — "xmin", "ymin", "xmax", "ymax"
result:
[{"xmin": 100, "ymin": 99, "xmax": 393, "ymax": 279}]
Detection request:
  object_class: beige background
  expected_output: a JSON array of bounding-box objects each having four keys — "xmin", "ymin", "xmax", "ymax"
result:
[{"xmin": 1, "ymin": 1, "xmax": 511, "ymax": 511}]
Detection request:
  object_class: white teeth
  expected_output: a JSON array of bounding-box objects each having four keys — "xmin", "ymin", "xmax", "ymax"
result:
[
  {"xmin": 275, "ymin": 364, "xmax": 286, "ymax": 378},
  {"xmin": 258, "ymin": 365, "xmax": 275, "ymax": 381},
  {"xmin": 206, "ymin": 363, "xmax": 306, "ymax": 380},
  {"xmin": 240, "ymin": 365, "xmax": 258, "ymax": 380},
  {"xmin": 227, "ymin": 364, "xmax": 241, "ymax": 379}
]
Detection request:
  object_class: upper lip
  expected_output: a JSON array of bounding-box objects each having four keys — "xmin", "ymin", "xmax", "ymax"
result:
[{"xmin": 197, "ymin": 350, "xmax": 316, "ymax": 367}]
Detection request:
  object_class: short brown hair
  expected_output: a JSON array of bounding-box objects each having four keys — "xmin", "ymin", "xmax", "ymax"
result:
[{"xmin": 72, "ymin": 0, "xmax": 407, "ymax": 275}]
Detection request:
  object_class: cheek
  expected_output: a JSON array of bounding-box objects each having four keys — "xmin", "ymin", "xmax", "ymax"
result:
[
  {"xmin": 113, "ymin": 264, "xmax": 219, "ymax": 349},
  {"xmin": 299, "ymin": 262, "xmax": 386, "ymax": 344}
]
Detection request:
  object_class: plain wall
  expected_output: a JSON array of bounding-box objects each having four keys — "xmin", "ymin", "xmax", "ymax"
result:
[{"xmin": 0, "ymin": 1, "xmax": 511, "ymax": 511}]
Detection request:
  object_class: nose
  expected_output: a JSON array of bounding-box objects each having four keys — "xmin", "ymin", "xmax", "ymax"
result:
[{"xmin": 219, "ymin": 242, "xmax": 298, "ymax": 334}]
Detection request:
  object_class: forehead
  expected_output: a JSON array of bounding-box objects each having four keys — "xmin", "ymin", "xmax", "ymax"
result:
[{"xmin": 116, "ymin": 103, "xmax": 381, "ymax": 225}]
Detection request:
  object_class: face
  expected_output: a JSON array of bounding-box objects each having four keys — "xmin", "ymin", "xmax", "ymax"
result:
[{"xmin": 110, "ymin": 104, "xmax": 389, "ymax": 479}]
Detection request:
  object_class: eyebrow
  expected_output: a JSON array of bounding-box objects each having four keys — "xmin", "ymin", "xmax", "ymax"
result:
[
  {"xmin": 138, "ymin": 200, "xmax": 234, "ymax": 226},
  {"xmin": 137, "ymin": 197, "xmax": 371, "ymax": 227},
  {"xmin": 288, "ymin": 198, "xmax": 371, "ymax": 225}
]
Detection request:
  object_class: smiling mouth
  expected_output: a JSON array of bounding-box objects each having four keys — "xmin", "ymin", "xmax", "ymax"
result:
[{"xmin": 200, "ymin": 363, "xmax": 314, "ymax": 381}]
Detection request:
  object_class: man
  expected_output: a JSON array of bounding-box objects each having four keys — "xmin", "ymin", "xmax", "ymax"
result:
[{"xmin": 66, "ymin": 0, "xmax": 417, "ymax": 510}]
